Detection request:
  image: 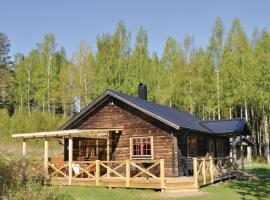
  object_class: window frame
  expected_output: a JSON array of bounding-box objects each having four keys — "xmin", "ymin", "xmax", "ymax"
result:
[
  {"xmin": 187, "ymin": 136, "xmax": 197, "ymax": 158},
  {"xmin": 216, "ymin": 139, "xmax": 224, "ymax": 157},
  {"xmin": 208, "ymin": 138, "xmax": 215, "ymax": 155},
  {"xmin": 130, "ymin": 136, "xmax": 153, "ymax": 160}
]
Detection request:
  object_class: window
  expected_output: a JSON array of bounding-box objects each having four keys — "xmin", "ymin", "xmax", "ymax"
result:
[
  {"xmin": 79, "ymin": 140, "xmax": 97, "ymax": 160},
  {"xmin": 208, "ymin": 139, "xmax": 215, "ymax": 155},
  {"xmin": 216, "ymin": 140, "xmax": 224, "ymax": 156},
  {"xmin": 130, "ymin": 137, "xmax": 153, "ymax": 159},
  {"xmin": 187, "ymin": 136, "xmax": 197, "ymax": 157}
]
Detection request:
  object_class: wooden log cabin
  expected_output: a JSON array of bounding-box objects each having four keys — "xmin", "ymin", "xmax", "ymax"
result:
[{"xmin": 12, "ymin": 84, "xmax": 250, "ymax": 191}]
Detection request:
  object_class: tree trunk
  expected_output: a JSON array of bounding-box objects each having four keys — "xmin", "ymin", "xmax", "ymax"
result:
[
  {"xmin": 264, "ymin": 115, "xmax": 270, "ymax": 163},
  {"xmin": 47, "ymin": 55, "xmax": 51, "ymax": 113},
  {"xmin": 216, "ymin": 71, "xmax": 221, "ymax": 119},
  {"xmin": 245, "ymin": 99, "xmax": 248, "ymax": 121}
]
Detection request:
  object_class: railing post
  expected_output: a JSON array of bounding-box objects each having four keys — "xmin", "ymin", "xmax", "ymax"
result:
[
  {"xmin": 193, "ymin": 158, "xmax": 198, "ymax": 187},
  {"xmin": 22, "ymin": 139, "xmax": 27, "ymax": 157},
  {"xmin": 160, "ymin": 159, "xmax": 165, "ymax": 189},
  {"xmin": 126, "ymin": 160, "xmax": 130, "ymax": 187},
  {"xmin": 210, "ymin": 156, "xmax": 214, "ymax": 183},
  {"xmin": 202, "ymin": 158, "xmax": 206, "ymax": 185},
  {"xmin": 22, "ymin": 138, "xmax": 27, "ymax": 183},
  {"xmin": 44, "ymin": 139, "xmax": 49, "ymax": 184},
  {"xmin": 96, "ymin": 160, "xmax": 100, "ymax": 186}
]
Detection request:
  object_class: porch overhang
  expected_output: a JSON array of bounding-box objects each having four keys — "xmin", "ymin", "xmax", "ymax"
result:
[{"xmin": 12, "ymin": 128, "xmax": 122, "ymax": 139}]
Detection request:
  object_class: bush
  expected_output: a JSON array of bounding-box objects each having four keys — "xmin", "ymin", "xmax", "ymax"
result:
[
  {"xmin": 4, "ymin": 183, "xmax": 74, "ymax": 200},
  {"xmin": 0, "ymin": 158, "xmax": 74, "ymax": 200}
]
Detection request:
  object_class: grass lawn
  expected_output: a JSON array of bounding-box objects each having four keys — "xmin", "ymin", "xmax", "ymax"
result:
[{"xmin": 55, "ymin": 164, "xmax": 270, "ymax": 200}]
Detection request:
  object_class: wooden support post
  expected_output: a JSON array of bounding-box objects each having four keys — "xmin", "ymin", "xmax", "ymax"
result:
[
  {"xmin": 22, "ymin": 139, "xmax": 27, "ymax": 157},
  {"xmin": 193, "ymin": 158, "xmax": 198, "ymax": 188},
  {"xmin": 22, "ymin": 139, "xmax": 27, "ymax": 183},
  {"xmin": 107, "ymin": 133, "xmax": 110, "ymax": 161},
  {"xmin": 202, "ymin": 158, "xmax": 206, "ymax": 185},
  {"xmin": 126, "ymin": 160, "xmax": 130, "ymax": 187},
  {"xmin": 44, "ymin": 139, "xmax": 49, "ymax": 184},
  {"xmin": 96, "ymin": 160, "xmax": 100, "ymax": 186},
  {"xmin": 233, "ymin": 137, "xmax": 237, "ymax": 159},
  {"xmin": 68, "ymin": 137, "xmax": 73, "ymax": 185},
  {"xmin": 240, "ymin": 135, "xmax": 244, "ymax": 170},
  {"xmin": 210, "ymin": 156, "xmax": 214, "ymax": 183},
  {"xmin": 107, "ymin": 133, "xmax": 110, "ymax": 177},
  {"xmin": 160, "ymin": 159, "xmax": 165, "ymax": 189}
]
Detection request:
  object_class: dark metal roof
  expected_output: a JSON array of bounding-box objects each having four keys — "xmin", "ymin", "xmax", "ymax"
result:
[
  {"xmin": 60, "ymin": 89, "xmax": 249, "ymax": 136},
  {"xmin": 108, "ymin": 90, "xmax": 211, "ymax": 133},
  {"xmin": 199, "ymin": 119, "xmax": 247, "ymax": 134}
]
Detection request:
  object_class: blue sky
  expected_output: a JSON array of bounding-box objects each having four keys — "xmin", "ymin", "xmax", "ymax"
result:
[{"xmin": 1, "ymin": 0, "xmax": 270, "ymax": 59}]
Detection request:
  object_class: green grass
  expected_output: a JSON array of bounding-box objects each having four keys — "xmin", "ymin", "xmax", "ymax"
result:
[{"xmin": 53, "ymin": 164, "xmax": 270, "ymax": 200}]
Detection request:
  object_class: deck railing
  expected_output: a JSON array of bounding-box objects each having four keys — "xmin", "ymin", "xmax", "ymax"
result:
[
  {"xmin": 31, "ymin": 159, "xmax": 165, "ymax": 189},
  {"xmin": 193, "ymin": 157, "xmax": 238, "ymax": 187}
]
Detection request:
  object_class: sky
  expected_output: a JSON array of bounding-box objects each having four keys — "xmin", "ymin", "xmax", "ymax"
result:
[{"xmin": 1, "ymin": 0, "xmax": 270, "ymax": 59}]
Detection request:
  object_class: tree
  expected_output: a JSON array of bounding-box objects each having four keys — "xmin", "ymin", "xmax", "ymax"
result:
[
  {"xmin": 254, "ymin": 30, "xmax": 270, "ymax": 163},
  {"xmin": 72, "ymin": 42, "xmax": 95, "ymax": 108},
  {"xmin": 0, "ymin": 33, "xmax": 12, "ymax": 109},
  {"xmin": 208, "ymin": 17, "xmax": 225, "ymax": 119}
]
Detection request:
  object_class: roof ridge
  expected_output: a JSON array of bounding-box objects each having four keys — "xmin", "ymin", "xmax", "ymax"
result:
[{"xmin": 200, "ymin": 118, "xmax": 245, "ymax": 123}]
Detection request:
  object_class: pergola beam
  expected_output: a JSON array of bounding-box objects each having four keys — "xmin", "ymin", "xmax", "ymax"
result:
[{"xmin": 12, "ymin": 129, "xmax": 121, "ymax": 139}]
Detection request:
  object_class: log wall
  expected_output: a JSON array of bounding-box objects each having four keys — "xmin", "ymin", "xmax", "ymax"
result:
[{"xmin": 74, "ymin": 98, "xmax": 176, "ymax": 177}]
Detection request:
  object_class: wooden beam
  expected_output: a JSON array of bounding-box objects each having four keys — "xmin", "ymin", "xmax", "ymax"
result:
[
  {"xmin": 68, "ymin": 137, "xmax": 73, "ymax": 185},
  {"xmin": 12, "ymin": 129, "xmax": 121, "ymax": 139},
  {"xmin": 44, "ymin": 139, "xmax": 49, "ymax": 184}
]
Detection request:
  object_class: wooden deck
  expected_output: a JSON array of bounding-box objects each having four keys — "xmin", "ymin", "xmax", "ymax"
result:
[{"xmin": 29, "ymin": 157, "xmax": 238, "ymax": 192}]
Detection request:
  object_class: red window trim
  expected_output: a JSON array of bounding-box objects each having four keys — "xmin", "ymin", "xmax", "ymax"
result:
[{"xmin": 130, "ymin": 136, "xmax": 153, "ymax": 159}]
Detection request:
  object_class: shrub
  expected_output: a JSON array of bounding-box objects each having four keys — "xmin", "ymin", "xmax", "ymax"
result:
[{"xmin": 0, "ymin": 158, "xmax": 74, "ymax": 200}]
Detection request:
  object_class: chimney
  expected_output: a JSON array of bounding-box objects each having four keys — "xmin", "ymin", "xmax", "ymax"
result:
[{"xmin": 138, "ymin": 83, "xmax": 147, "ymax": 100}]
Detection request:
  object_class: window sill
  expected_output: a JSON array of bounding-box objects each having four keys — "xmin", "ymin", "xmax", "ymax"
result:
[{"xmin": 131, "ymin": 157, "xmax": 153, "ymax": 160}]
